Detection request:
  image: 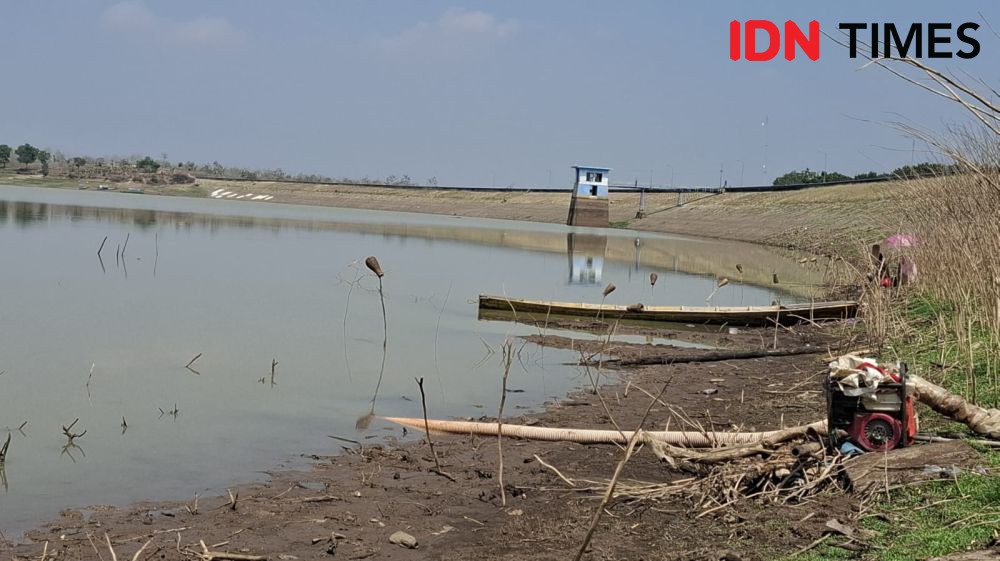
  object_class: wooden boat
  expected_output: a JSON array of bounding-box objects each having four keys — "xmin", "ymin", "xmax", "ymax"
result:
[{"xmin": 478, "ymin": 294, "xmax": 857, "ymax": 327}]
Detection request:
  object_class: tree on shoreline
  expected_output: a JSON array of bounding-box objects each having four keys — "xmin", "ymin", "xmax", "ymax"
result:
[
  {"xmin": 15, "ymin": 143, "xmax": 38, "ymax": 169},
  {"xmin": 0, "ymin": 144, "xmax": 10, "ymax": 168},
  {"xmin": 38, "ymin": 150, "xmax": 51, "ymax": 176},
  {"xmin": 136, "ymin": 156, "xmax": 161, "ymax": 173}
]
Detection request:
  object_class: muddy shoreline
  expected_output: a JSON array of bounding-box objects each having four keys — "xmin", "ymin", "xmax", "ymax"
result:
[{"xmin": 1, "ymin": 324, "xmax": 856, "ymax": 561}]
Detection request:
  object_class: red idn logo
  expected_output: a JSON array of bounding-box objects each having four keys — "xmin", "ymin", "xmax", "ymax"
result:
[{"xmin": 730, "ymin": 20, "xmax": 820, "ymax": 61}]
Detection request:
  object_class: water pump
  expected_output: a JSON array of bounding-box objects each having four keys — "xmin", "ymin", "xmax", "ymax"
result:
[{"xmin": 826, "ymin": 361, "xmax": 917, "ymax": 452}]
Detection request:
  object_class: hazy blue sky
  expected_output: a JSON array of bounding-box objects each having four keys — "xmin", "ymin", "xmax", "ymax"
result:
[{"xmin": 1, "ymin": 1, "xmax": 997, "ymax": 187}]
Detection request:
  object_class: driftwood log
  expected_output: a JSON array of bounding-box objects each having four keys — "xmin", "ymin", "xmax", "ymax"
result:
[
  {"xmin": 911, "ymin": 374, "xmax": 1000, "ymax": 439},
  {"xmin": 842, "ymin": 440, "xmax": 979, "ymax": 492}
]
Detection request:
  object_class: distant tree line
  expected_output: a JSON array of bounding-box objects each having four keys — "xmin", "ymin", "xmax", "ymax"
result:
[
  {"xmin": 0, "ymin": 143, "xmax": 52, "ymax": 175},
  {"xmin": 1, "ymin": 143, "xmax": 440, "ymax": 186},
  {"xmin": 772, "ymin": 162, "xmax": 957, "ymax": 186}
]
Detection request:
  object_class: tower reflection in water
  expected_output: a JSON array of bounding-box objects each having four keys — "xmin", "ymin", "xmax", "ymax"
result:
[{"xmin": 567, "ymin": 233, "xmax": 607, "ymax": 285}]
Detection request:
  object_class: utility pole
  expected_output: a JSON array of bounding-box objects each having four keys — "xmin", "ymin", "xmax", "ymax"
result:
[
  {"xmin": 762, "ymin": 114, "xmax": 769, "ymax": 182},
  {"xmin": 719, "ymin": 162, "xmax": 724, "ymax": 190},
  {"xmin": 737, "ymin": 159, "xmax": 745, "ymax": 187}
]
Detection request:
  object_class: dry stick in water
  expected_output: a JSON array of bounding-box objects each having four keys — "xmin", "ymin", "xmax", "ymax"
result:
[
  {"xmin": 97, "ymin": 236, "xmax": 108, "ymax": 273},
  {"xmin": 62, "ymin": 418, "xmax": 87, "ymax": 442},
  {"xmin": 573, "ymin": 380, "xmax": 671, "ymax": 561},
  {"xmin": 0, "ymin": 432, "xmax": 10, "ymax": 464},
  {"xmin": 772, "ymin": 306, "xmax": 781, "ymax": 350},
  {"xmin": 415, "ymin": 377, "xmax": 455, "ymax": 482},
  {"xmin": 357, "ymin": 256, "xmax": 388, "ymax": 430},
  {"xmin": 186, "ymin": 353, "xmax": 203, "ymax": 369},
  {"xmin": 497, "ymin": 339, "xmax": 514, "ymax": 507},
  {"xmin": 597, "ymin": 283, "xmax": 616, "ymax": 322}
]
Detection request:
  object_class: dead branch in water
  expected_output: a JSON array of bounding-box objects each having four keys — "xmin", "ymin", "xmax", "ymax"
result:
[
  {"xmin": 86, "ymin": 363, "xmax": 96, "ymax": 402},
  {"xmin": 62, "ymin": 418, "xmax": 87, "ymax": 443},
  {"xmin": 97, "ymin": 236, "xmax": 108, "ymax": 273},
  {"xmin": 0, "ymin": 432, "xmax": 10, "ymax": 464},
  {"xmin": 186, "ymin": 353, "xmax": 203, "ymax": 369}
]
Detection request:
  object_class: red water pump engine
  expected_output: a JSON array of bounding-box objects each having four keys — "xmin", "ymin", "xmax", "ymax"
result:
[{"xmin": 825, "ymin": 363, "xmax": 917, "ymax": 451}]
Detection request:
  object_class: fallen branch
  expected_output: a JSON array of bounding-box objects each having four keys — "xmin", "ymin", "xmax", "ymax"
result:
[
  {"xmin": 573, "ymin": 380, "xmax": 668, "ymax": 561},
  {"xmin": 185, "ymin": 539, "xmax": 266, "ymax": 561},
  {"xmin": 533, "ymin": 454, "xmax": 576, "ymax": 487},
  {"xmin": 594, "ymin": 346, "xmax": 827, "ymax": 367}
]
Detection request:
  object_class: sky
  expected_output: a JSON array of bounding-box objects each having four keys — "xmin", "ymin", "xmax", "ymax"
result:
[{"xmin": 1, "ymin": 1, "xmax": 997, "ymax": 188}]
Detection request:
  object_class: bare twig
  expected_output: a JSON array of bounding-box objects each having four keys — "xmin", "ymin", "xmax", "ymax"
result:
[
  {"xmin": 185, "ymin": 539, "xmax": 266, "ymax": 561},
  {"xmin": 415, "ymin": 376, "xmax": 455, "ymax": 482},
  {"xmin": 533, "ymin": 454, "xmax": 575, "ymax": 487},
  {"xmin": 497, "ymin": 339, "xmax": 514, "ymax": 506},
  {"xmin": 105, "ymin": 533, "xmax": 118, "ymax": 561},
  {"xmin": 573, "ymin": 380, "xmax": 671, "ymax": 561},
  {"xmin": 62, "ymin": 418, "xmax": 87, "ymax": 442},
  {"xmin": 0, "ymin": 432, "xmax": 10, "ymax": 464},
  {"xmin": 186, "ymin": 353, "xmax": 203, "ymax": 369}
]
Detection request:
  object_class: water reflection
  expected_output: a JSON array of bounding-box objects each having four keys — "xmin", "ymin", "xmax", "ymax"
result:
[
  {"xmin": 567, "ymin": 233, "xmax": 606, "ymax": 284},
  {"xmin": 0, "ymin": 186, "xmax": 831, "ymax": 297}
]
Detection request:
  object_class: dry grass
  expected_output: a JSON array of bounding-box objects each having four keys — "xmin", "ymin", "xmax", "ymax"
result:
[{"xmin": 850, "ymin": 60, "xmax": 1000, "ymax": 408}]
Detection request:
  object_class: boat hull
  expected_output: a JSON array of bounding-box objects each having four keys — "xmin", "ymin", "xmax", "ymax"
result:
[{"xmin": 478, "ymin": 295, "xmax": 857, "ymax": 327}]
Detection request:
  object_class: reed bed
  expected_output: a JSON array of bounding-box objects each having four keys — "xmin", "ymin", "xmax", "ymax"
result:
[{"xmin": 857, "ymin": 127, "xmax": 1000, "ymax": 407}]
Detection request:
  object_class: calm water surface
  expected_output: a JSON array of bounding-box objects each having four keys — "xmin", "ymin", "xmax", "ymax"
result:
[{"xmin": 0, "ymin": 185, "xmax": 822, "ymax": 536}]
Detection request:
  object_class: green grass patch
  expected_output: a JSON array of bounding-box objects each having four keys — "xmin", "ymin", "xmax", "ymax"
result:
[
  {"xmin": 609, "ymin": 219, "xmax": 631, "ymax": 229},
  {"xmin": 785, "ymin": 450, "xmax": 1000, "ymax": 560},
  {"xmin": 783, "ymin": 302, "xmax": 1000, "ymax": 561}
]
